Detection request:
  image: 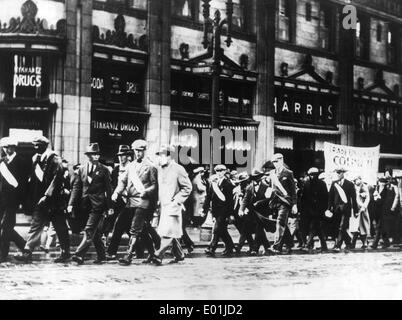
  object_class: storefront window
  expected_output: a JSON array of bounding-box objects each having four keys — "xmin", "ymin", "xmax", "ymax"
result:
[
  {"xmin": 277, "ymin": 0, "xmax": 292, "ymax": 42},
  {"xmin": 11, "ymin": 54, "xmax": 48, "ymax": 100},
  {"xmin": 172, "ymin": 0, "xmax": 195, "ymax": 18},
  {"xmin": 91, "ymin": 61, "xmax": 144, "ymax": 109},
  {"xmin": 355, "ymin": 15, "xmax": 370, "ymax": 60},
  {"xmin": 171, "ymin": 72, "xmax": 253, "ymax": 118},
  {"xmin": 355, "ymin": 101, "xmax": 401, "ymax": 135},
  {"xmin": 319, "ymin": 4, "xmax": 333, "ymax": 51},
  {"xmin": 387, "ymin": 23, "xmax": 398, "ymax": 66}
]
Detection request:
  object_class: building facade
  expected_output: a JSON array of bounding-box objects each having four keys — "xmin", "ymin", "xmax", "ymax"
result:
[{"xmin": 0, "ymin": 0, "xmax": 400, "ymax": 177}]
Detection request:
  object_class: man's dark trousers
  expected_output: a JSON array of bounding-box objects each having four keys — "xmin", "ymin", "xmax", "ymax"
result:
[
  {"xmin": 75, "ymin": 199, "xmax": 105, "ymax": 259},
  {"xmin": 209, "ymin": 215, "xmax": 234, "ymax": 252},
  {"xmin": 0, "ymin": 203, "xmax": 26, "ymax": 259},
  {"xmin": 25, "ymin": 204, "xmax": 70, "ymax": 254}
]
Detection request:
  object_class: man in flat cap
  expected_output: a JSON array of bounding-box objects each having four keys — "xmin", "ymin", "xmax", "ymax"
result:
[
  {"xmin": 0, "ymin": 137, "xmax": 29, "ymax": 262},
  {"xmin": 15, "ymin": 136, "xmax": 71, "ymax": 263},
  {"xmin": 69, "ymin": 143, "xmax": 114, "ymax": 265},
  {"xmin": 203, "ymin": 164, "xmax": 236, "ymax": 257},
  {"xmin": 111, "ymin": 139, "xmax": 158, "ymax": 265},
  {"xmin": 300, "ymin": 167, "xmax": 329, "ymax": 253},
  {"xmin": 270, "ymin": 154, "xmax": 298, "ymax": 254},
  {"xmin": 327, "ymin": 167, "xmax": 358, "ymax": 252},
  {"xmin": 150, "ymin": 145, "xmax": 192, "ymax": 265}
]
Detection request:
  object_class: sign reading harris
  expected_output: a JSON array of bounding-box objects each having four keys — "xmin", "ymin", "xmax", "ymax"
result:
[
  {"xmin": 13, "ymin": 54, "xmax": 42, "ymax": 99},
  {"xmin": 274, "ymin": 88, "xmax": 337, "ymax": 127},
  {"xmin": 324, "ymin": 142, "xmax": 380, "ymax": 186}
]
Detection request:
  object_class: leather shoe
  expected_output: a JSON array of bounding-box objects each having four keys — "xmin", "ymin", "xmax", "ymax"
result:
[
  {"xmin": 14, "ymin": 250, "xmax": 32, "ymax": 263},
  {"xmin": 221, "ymin": 249, "xmax": 234, "ymax": 257},
  {"xmin": 204, "ymin": 249, "xmax": 215, "ymax": 257},
  {"xmin": 71, "ymin": 255, "xmax": 84, "ymax": 265},
  {"xmin": 150, "ymin": 256, "xmax": 162, "ymax": 266},
  {"xmin": 54, "ymin": 252, "xmax": 71, "ymax": 263},
  {"xmin": 119, "ymin": 255, "xmax": 132, "ymax": 266},
  {"xmin": 105, "ymin": 254, "xmax": 117, "ymax": 261},
  {"xmin": 168, "ymin": 256, "xmax": 185, "ymax": 264},
  {"xmin": 93, "ymin": 259, "xmax": 105, "ymax": 265}
]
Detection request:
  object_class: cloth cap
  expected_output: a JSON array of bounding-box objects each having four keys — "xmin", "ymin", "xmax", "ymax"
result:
[
  {"xmin": 33, "ymin": 136, "xmax": 50, "ymax": 146},
  {"xmin": 307, "ymin": 167, "xmax": 320, "ymax": 175},
  {"xmin": 155, "ymin": 144, "xmax": 175, "ymax": 155},
  {"xmin": 272, "ymin": 153, "xmax": 284, "ymax": 162},
  {"xmin": 0, "ymin": 137, "xmax": 18, "ymax": 147},
  {"xmin": 131, "ymin": 139, "xmax": 147, "ymax": 151},
  {"xmin": 262, "ymin": 160, "xmax": 276, "ymax": 172},
  {"xmin": 214, "ymin": 164, "xmax": 227, "ymax": 172},
  {"xmin": 193, "ymin": 167, "xmax": 205, "ymax": 174}
]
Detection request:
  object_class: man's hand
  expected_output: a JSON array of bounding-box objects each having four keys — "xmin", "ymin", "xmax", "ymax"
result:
[
  {"xmin": 38, "ymin": 196, "xmax": 47, "ymax": 205},
  {"xmin": 238, "ymin": 210, "xmax": 244, "ymax": 217},
  {"xmin": 292, "ymin": 205, "xmax": 298, "ymax": 215},
  {"xmin": 111, "ymin": 193, "xmax": 118, "ymax": 202},
  {"xmin": 325, "ymin": 210, "xmax": 333, "ymax": 218},
  {"xmin": 67, "ymin": 205, "xmax": 73, "ymax": 214},
  {"xmin": 139, "ymin": 191, "xmax": 146, "ymax": 198},
  {"xmin": 201, "ymin": 210, "xmax": 207, "ymax": 218},
  {"xmin": 108, "ymin": 209, "xmax": 114, "ymax": 216}
]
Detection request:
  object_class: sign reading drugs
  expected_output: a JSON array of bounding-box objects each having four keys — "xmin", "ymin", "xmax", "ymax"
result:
[
  {"xmin": 324, "ymin": 142, "xmax": 380, "ymax": 185},
  {"xmin": 13, "ymin": 54, "xmax": 43, "ymax": 99}
]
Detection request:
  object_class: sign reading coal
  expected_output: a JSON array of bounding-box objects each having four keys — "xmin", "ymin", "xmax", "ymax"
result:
[
  {"xmin": 274, "ymin": 87, "xmax": 338, "ymax": 127},
  {"xmin": 13, "ymin": 55, "xmax": 43, "ymax": 99}
]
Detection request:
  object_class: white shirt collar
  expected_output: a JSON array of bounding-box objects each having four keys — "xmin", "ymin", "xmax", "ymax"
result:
[{"xmin": 7, "ymin": 152, "xmax": 16, "ymax": 163}]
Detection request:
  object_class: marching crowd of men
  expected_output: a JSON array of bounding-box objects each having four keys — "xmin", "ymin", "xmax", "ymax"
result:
[{"xmin": 0, "ymin": 135, "xmax": 400, "ymax": 266}]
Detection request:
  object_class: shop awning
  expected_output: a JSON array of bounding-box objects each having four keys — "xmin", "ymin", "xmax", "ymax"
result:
[
  {"xmin": 173, "ymin": 120, "xmax": 258, "ymax": 131},
  {"xmin": 275, "ymin": 124, "xmax": 341, "ymax": 136}
]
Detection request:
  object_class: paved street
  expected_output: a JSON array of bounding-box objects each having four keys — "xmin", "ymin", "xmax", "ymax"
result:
[{"xmin": 2, "ymin": 248, "xmax": 402, "ymax": 300}]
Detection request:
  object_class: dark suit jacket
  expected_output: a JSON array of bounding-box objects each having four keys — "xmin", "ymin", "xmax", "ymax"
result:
[
  {"xmin": 300, "ymin": 178, "xmax": 328, "ymax": 217},
  {"xmin": 240, "ymin": 181, "xmax": 270, "ymax": 214},
  {"xmin": 69, "ymin": 162, "xmax": 113, "ymax": 211},
  {"xmin": 203, "ymin": 177, "xmax": 234, "ymax": 218},
  {"xmin": 328, "ymin": 179, "xmax": 358, "ymax": 217},
  {"xmin": 276, "ymin": 167, "xmax": 297, "ymax": 207},
  {"xmin": 27, "ymin": 151, "xmax": 64, "ymax": 210},
  {"xmin": 0, "ymin": 154, "xmax": 29, "ymax": 206}
]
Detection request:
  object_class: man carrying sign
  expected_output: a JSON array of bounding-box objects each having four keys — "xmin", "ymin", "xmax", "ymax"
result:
[
  {"xmin": 112, "ymin": 140, "xmax": 158, "ymax": 266},
  {"xmin": 0, "ymin": 137, "xmax": 28, "ymax": 262},
  {"xmin": 326, "ymin": 167, "xmax": 358, "ymax": 252}
]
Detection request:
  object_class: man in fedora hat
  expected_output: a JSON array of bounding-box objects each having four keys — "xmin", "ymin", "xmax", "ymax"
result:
[
  {"xmin": 148, "ymin": 144, "xmax": 192, "ymax": 265},
  {"xmin": 68, "ymin": 143, "xmax": 114, "ymax": 264},
  {"xmin": 110, "ymin": 139, "xmax": 159, "ymax": 265},
  {"xmin": 327, "ymin": 167, "xmax": 358, "ymax": 252},
  {"xmin": 301, "ymin": 167, "xmax": 329, "ymax": 253},
  {"xmin": 203, "ymin": 164, "xmax": 236, "ymax": 257},
  {"xmin": 101, "ymin": 145, "xmax": 132, "ymax": 251},
  {"xmin": 0, "ymin": 137, "xmax": 29, "ymax": 262},
  {"xmin": 15, "ymin": 136, "xmax": 71, "ymax": 263}
]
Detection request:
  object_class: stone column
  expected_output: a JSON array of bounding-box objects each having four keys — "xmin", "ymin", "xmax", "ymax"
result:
[
  {"xmin": 338, "ymin": 9, "xmax": 354, "ymax": 146},
  {"xmin": 254, "ymin": 0, "xmax": 276, "ymax": 168},
  {"xmin": 145, "ymin": 0, "xmax": 171, "ymax": 156},
  {"xmin": 53, "ymin": 0, "xmax": 92, "ymax": 164}
]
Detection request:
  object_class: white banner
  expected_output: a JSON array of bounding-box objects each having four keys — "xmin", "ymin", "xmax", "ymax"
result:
[{"xmin": 324, "ymin": 142, "xmax": 380, "ymax": 186}]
